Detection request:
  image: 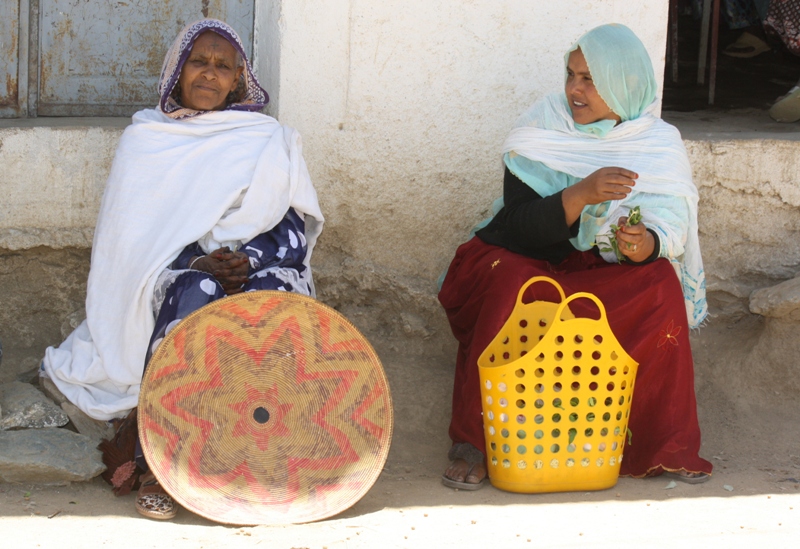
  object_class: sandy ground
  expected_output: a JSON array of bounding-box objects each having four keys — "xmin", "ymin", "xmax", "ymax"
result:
[
  {"xmin": 1, "ymin": 474, "xmax": 799, "ymax": 548},
  {"xmin": 2, "ymin": 316, "xmax": 799, "ymax": 548}
]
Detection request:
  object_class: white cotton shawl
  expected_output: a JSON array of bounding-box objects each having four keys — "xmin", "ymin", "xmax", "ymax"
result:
[
  {"xmin": 42, "ymin": 109, "xmax": 324, "ymax": 420},
  {"xmin": 502, "ymin": 94, "xmax": 707, "ymax": 329}
]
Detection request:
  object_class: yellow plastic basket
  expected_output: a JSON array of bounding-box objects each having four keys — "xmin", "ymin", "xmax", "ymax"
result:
[{"xmin": 477, "ymin": 277, "xmax": 639, "ymax": 493}]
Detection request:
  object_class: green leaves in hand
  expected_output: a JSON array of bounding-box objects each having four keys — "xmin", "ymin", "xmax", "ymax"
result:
[{"xmin": 596, "ymin": 205, "xmax": 642, "ymax": 263}]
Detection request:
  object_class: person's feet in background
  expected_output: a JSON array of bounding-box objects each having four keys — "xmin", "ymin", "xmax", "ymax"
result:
[
  {"xmin": 712, "ymin": 0, "xmax": 800, "ymax": 121},
  {"xmin": 719, "ymin": 0, "xmax": 772, "ymax": 57},
  {"xmin": 722, "ymin": 29, "xmax": 772, "ymax": 57},
  {"xmin": 763, "ymin": 0, "xmax": 800, "ymax": 120},
  {"xmin": 769, "ymin": 77, "xmax": 800, "ymax": 121}
]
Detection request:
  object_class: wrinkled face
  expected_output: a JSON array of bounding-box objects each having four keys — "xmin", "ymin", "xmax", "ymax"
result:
[
  {"xmin": 178, "ymin": 31, "xmax": 244, "ymax": 111},
  {"xmin": 565, "ymin": 48, "xmax": 620, "ymax": 125}
]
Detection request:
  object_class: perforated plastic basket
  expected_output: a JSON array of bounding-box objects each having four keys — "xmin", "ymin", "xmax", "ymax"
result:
[{"xmin": 477, "ymin": 277, "xmax": 639, "ymax": 493}]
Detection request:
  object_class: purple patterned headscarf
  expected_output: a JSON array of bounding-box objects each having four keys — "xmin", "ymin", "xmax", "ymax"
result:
[{"xmin": 158, "ymin": 18, "xmax": 268, "ymax": 120}]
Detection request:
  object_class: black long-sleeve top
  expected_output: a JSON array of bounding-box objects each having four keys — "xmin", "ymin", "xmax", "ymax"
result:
[{"xmin": 476, "ymin": 167, "xmax": 659, "ymax": 265}]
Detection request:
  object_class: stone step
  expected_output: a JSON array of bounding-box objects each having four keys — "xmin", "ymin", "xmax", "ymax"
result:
[
  {"xmin": 0, "ymin": 428, "xmax": 105, "ymax": 484},
  {"xmin": 749, "ymin": 276, "xmax": 800, "ymax": 321},
  {"xmin": 0, "ymin": 381, "xmax": 68, "ymax": 430}
]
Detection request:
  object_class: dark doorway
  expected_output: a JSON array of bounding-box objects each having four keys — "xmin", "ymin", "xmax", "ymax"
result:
[{"xmin": 663, "ymin": 5, "xmax": 800, "ymax": 113}]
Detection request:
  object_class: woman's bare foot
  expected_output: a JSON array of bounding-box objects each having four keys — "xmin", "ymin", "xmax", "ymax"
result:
[{"xmin": 442, "ymin": 458, "xmax": 487, "ymax": 490}]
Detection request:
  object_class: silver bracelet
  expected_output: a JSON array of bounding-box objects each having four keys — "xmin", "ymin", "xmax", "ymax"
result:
[{"xmin": 188, "ymin": 255, "xmax": 205, "ymax": 270}]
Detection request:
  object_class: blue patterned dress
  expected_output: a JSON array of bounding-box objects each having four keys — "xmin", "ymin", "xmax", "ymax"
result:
[{"xmin": 144, "ymin": 207, "xmax": 310, "ymax": 365}]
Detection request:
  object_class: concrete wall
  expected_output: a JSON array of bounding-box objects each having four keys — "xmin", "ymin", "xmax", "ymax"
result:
[
  {"xmin": 669, "ymin": 111, "xmax": 800, "ymax": 318},
  {"xmin": 3, "ymin": 121, "xmax": 800, "ymax": 377},
  {"xmin": 266, "ymin": 0, "xmax": 669, "ymax": 285},
  {"xmin": 692, "ymin": 138, "xmax": 800, "ymax": 310},
  {"xmin": 0, "ymin": 119, "xmax": 126, "ymax": 251}
]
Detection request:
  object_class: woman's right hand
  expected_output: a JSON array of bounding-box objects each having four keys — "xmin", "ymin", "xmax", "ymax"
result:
[
  {"xmin": 189, "ymin": 247, "xmax": 250, "ymax": 294},
  {"xmin": 574, "ymin": 167, "xmax": 638, "ymax": 204},
  {"xmin": 562, "ymin": 167, "xmax": 638, "ymax": 226}
]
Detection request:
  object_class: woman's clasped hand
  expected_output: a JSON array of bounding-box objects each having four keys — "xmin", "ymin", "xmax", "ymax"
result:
[{"xmin": 190, "ymin": 247, "xmax": 250, "ymax": 295}]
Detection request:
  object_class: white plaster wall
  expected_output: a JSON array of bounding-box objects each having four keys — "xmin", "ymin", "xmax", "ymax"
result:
[
  {"xmin": 0, "ymin": 121, "xmax": 124, "ymax": 250},
  {"xmin": 270, "ymin": 0, "xmax": 669, "ymax": 281}
]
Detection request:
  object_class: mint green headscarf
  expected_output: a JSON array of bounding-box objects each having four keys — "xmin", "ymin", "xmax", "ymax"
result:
[{"xmin": 567, "ymin": 23, "xmax": 657, "ymax": 128}]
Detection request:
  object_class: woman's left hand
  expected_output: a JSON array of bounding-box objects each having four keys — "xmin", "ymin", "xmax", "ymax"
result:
[{"xmin": 614, "ymin": 216, "xmax": 655, "ymax": 263}]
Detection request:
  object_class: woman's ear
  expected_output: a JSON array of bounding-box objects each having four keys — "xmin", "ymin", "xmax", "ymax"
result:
[{"xmin": 232, "ymin": 67, "xmax": 244, "ymax": 92}]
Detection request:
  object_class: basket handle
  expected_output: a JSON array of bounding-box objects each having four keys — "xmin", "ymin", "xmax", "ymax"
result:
[
  {"xmin": 552, "ymin": 292, "xmax": 608, "ymax": 324},
  {"xmin": 515, "ymin": 276, "xmax": 567, "ymax": 306}
]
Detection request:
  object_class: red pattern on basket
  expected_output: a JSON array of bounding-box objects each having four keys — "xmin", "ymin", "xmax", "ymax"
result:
[
  {"xmin": 220, "ymin": 297, "xmax": 284, "ymax": 327},
  {"xmin": 151, "ymin": 329, "xmax": 189, "ymax": 382},
  {"xmin": 318, "ymin": 311, "xmax": 371, "ymax": 353},
  {"xmin": 175, "ymin": 319, "xmax": 359, "ymax": 501},
  {"xmin": 230, "ymin": 384, "xmax": 293, "ymax": 451},
  {"xmin": 657, "ymin": 320, "xmax": 681, "ymax": 349},
  {"xmin": 351, "ymin": 382, "xmax": 386, "ymax": 440},
  {"xmin": 140, "ymin": 413, "xmax": 182, "ymax": 468},
  {"xmin": 140, "ymin": 293, "xmax": 391, "ymax": 523}
]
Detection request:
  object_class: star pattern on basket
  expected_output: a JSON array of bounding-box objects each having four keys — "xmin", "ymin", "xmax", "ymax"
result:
[
  {"xmin": 229, "ymin": 383, "xmax": 293, "ymax": 451},
  {"xmin": 168, "ymin": 318, "xmax": 360, "ymax": 505},
  {"xmin": 145, "ymin": 302, "xmax": 374, "ymax": 494},
  {"xmin": 657, "ymin": 319, "xmax": 682, "ymax": 349},
  {"xmin": 139, "ymin": 293, "xmax": 391, "ymax": 523}
]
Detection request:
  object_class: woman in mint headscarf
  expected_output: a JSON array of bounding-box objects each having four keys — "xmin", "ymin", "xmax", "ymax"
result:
[{"xmin": 439, "ymin": 24, "xmax": 712, "ymax": 490}]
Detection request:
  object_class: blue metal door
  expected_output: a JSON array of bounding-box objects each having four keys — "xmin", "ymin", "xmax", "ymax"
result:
[{"xmin": 3, "ymin": 0, "xmax": 256, "ymax": 117}]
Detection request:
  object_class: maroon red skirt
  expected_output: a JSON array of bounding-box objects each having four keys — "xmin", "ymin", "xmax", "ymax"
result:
[{"xmin": 439, "ymin": 237, "xmax": 712, "ymax": 477}]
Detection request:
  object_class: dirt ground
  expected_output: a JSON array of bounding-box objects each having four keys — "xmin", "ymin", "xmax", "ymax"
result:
[
  {"xmin": 1, "ymin": 316, "xmax": 799, "ymax": 548},
  {"xmin": 1, "ymin": 476, "xmax": 799, "ymax": 548}
]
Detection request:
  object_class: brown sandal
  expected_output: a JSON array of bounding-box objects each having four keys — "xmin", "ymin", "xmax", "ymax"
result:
[{"xmin": 135, "ymin": 472, "xmax": 177, "ymax": 520}]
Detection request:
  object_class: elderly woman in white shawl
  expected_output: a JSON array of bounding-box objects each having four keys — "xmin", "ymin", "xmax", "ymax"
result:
[
  {"xmin": 42, "ymin": 19, "xmax": 323, "ymax": 519},
  {"xmin": 439, "ymin": 24, "xmax": 712, "ymax": 491}
]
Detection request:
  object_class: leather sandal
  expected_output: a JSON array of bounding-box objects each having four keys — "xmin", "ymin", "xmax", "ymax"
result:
[{"xmin": 135, "ymin": 473, "xmax": 177, "ymax": 520}]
